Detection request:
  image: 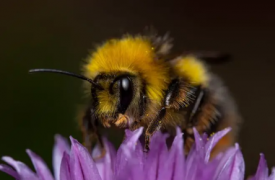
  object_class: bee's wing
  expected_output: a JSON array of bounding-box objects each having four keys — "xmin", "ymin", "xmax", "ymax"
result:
[{"xmin": 184, "ymin": 51, "xmax": 232, "ymax": 64}]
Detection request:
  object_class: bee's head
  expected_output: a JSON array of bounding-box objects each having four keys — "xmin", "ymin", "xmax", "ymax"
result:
[
  {"xmin": 93, "ymin": 72, "xmax": 142, "ymax": 120},
  {"xmin": 83, "ymin": 35, "xmax": 170, "ymax": 110}
]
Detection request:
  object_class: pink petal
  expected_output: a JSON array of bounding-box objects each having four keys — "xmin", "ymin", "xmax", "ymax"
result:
[
  {"xmin": 193, "ymin": 127, "xmax": 205, "ymax": 161},
  {"xmin": 172, "ymin": 128, "xmax": 185, "ymax": 180},
  {"xmin": 254, "ymin": 154, "xmax": 269, "ymax": 180},
  {"xmin": 268, "ymin": 168, "xmax": 275, "ymax": 180},
  {"xmin": 93, "ymin": 138, "xmax": 116, "ymax": 180},
  {"xmin": 115, "ymin": 146, "xmax": 144, "ymax": 180},
  {"xmin": 60, "ymin": 152, "xmax": 71, "ymax": 180},
  {"xmin": 193, "ymin": 127, "xmax": 204, "ymax": 152},
  {"xmin": 227, "ymin": 146, "xmax": 245, "ymax": 180},
  {"xmin": 92, "ymin": 145, "xmax": 104, "ymax": 177},
  {"xmin": 202, "ymin": 133, "xmax": 208, "ymax": 144},
  {"xmin": 26, "ymin": 149, "xmax": 54, "ymax": 180},
  {"xmin": 115, "ymin": 128, "xmax": 143, "ymax": 177},
  {"xmin": 185, "ymin": 145, "xmax": 198, "ymax": 179},
  {"xmin": 53, "ymin": 134, "xmax": 70, "ymax": 180},
  {"xmin": 145, "ymin": 131, "xmax": 168, "ymax": 180},
  {"xmin": 159, "ymin": 127, "xmax": 185, "ymax": 180},
  {"xmin": 185, "ymin": 128, "xmax": 232, "ymax": 180},
  {"xmin": 104, "ymin": 138, "xmax": 117, "ymax": 172},
  {"xmin": 156, "ymin": 139, "xmax": 169, "ymax": 180},
  {"xmin": 124, "ymin": 128, "xmax": 144, "ymax": 149},
  {"xmin": 70, "ymin": 137, "xmax": 101, "ymax": 180},
  {"xmin": 0, "ymin": 164, "xmax": 20, "ymax": 179},
  {"xmin": 115, "ymin": 128, "xmax": 148, "ymax": 180},
  {"xmin": 69, "ymin": 140, "xmax": 84, "ymax": 180},
  {"xmin": 196, "ymin": 159, "xmax": 220, "ymax": 180},
  {"xmin": 2, "ymin": 156, "xmax": 39, "ymax": 180},
  {"xmin": 213, "ymin": 144, "xmax": 245, "ymax": 180},
  {"xmin": 205, "ymin": 127, "xmax": 231, "ymax": 162},
  {"xmin": 118, "ymin": 138, "xmax": 145, "ymax": 180}
]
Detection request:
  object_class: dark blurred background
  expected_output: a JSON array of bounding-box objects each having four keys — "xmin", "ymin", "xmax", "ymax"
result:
[{"xmin": 0, "ymin": 0, "xmax": 275, "ymax": 179}]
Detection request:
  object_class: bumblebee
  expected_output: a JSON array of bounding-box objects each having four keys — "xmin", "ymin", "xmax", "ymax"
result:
[{"xmin": 29, "ymin": 32, "xmax": 241, "ymax": 158}]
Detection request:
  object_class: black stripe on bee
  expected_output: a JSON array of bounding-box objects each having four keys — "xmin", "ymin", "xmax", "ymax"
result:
[
  {"xmin": 187, "ymin": 86, "xmax": 205, "ymax": 124},
  {"xmin": 187, "ymin": 88, "xmax": 223, "ymax": 136},
  {"xmin": 165, "ymin": 78, "xmax": 180, "ymax": 106},
  {"xmin": 205, "ymin": 105, "xmax": 223, "ymax": 136}
]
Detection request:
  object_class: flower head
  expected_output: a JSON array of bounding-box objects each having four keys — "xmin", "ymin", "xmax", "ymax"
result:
[{"xmin": 0, "ymin": 127, "xmax": 274, "ymax": 180}]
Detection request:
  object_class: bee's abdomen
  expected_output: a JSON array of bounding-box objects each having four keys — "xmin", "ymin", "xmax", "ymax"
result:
[{"xmin": 184, "ymin": 73, "xmax": 242, "ymax": 155}]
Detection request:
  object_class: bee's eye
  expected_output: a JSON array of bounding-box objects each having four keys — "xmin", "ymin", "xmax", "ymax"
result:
[{"xmin": 118, "ymin": 77, "xmax": 133, "ymax": 113}]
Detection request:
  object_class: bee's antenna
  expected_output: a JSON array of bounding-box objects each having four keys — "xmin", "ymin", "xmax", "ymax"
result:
[{"xmin": 29, "ymin": 69, "xmax": 104, "ymax": 90}]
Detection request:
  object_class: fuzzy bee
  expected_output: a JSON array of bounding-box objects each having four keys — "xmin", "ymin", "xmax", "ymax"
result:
[{"xmin": 29, "ymin": 32, "xmax": 241, "ymax": 158}]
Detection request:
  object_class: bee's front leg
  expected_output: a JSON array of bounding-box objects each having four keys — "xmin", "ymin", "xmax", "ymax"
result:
[
  {"xmin": 144, "ymin": 107, "xmax": 166, "ymax": 152},
  {"xmin": 81, "ymin": 105, "xmax": 106, "ymax": 160},
  {"xmin": 129, "ymin": 120, "xmax": 142, "ymax": 131}
]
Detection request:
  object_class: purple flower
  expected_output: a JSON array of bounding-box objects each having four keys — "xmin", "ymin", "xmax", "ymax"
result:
[{"xmin": 0, "ymin": 127, "xmax": 274, "ymax": 180}]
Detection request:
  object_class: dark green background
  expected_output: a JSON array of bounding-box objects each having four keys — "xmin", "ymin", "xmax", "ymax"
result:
[{"xmin": 1, "ymin": 0, "xmax": 275, "ymax": 179}]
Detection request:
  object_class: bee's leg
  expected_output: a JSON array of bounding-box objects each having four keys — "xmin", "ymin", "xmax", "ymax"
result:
[
  {"xmin": 129, "ymin": 120, "xmax": 142, "ymax": 131},
  {"xmin": 92, "ymin": 124, "xmax": 106, "ymax": 160},
  {"xmin": 82, "ymin": 106, "xmax": 106, "ymax": 160},
  {"xmin": 143, "ymin": 78, "xmax": 190, "ymax": 152},
  {"xmin": 129, "ymin": 89, "xmax": 147, "ymax": 132},
  {"xmin": 144, "ymin": 107, "xmax": 166, "ymax": 152}
]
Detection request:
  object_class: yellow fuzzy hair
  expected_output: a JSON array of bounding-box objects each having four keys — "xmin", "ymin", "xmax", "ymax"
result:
[
  {"xmin": 83, "ymin": 35, "xmax": 170, "ymax": 105},
  {"xmin": 174, "ymin": 56, "xmax": 209, "ymax": 86}
]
